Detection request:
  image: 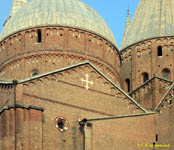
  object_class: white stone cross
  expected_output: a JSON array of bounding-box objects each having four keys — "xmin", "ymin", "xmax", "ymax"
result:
[{"xmin": 81, "ymin": 74, "xmax": 93, "ymax": 90}]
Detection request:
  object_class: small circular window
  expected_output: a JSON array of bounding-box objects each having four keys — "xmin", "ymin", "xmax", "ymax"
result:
[{"xmin": 55, "ymin": 117, "xmax": 69, "ymax": 132}]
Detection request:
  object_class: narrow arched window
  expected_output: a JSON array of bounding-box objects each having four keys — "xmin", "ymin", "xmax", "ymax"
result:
[
  {"xmin": 162, "ymin": 68, "xmax": 170, "ymax": 80},
  {"xmin": 143, "ymin": 72, "xmax": 149, "ymax": 83},
  {"xmin": 37, "ymin": 29, "xmax": 42, "ymax": 43},
  {"xmin": 157, "ymin": 46, "xmax": 162, "ymax": 56},
  {"xmin": 125, "ymin": 79, "xmax": 130, "ymax": 92}
]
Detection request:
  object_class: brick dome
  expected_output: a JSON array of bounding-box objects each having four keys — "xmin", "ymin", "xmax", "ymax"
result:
[{"xmin": 0, "ymin": 0, "xmax": 116, "ymax": 45}]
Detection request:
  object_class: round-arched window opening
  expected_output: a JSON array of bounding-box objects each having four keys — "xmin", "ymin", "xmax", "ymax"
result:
[
  {"xmin": 142, "ymin": 72, "xmax": 149, "ymax": 83},
  {"xmin": 37, "ymin": 29, "xmax": 42, "ymax": 43},
  {"xmin": 125, "ymin": 79, "xmax": 130, "ymax": 92},
  {"xmin": 157, "ymin": 46, "xmax": 163, "ymax": 56},
  {"xmin": 55, "ymin": 117, "xmax": 69, "ymax": 132},
  {"xmin": 32, "ymin": 70, "xmax": 38, "ymax": 77},
  {"xmin": 162, "ymin": 68, "xmax": 171, "ymax": 80}
]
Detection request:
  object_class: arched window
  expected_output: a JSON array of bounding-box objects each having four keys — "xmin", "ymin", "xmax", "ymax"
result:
[
  {"xmin": 37, "ymin": 29, "xmax": 42, "ymax": 43},
  {"xmin": 125, "ymin": 79, "xmax": 130, "ymax": 92},
  {"xmin": 157, "ymin": 46, "xmax": 162, "ymax": 56},
  {"xmin": 32, "ymin": 70, "xmax": 38, "ymax": 77},
  {"xmin": 143, "ymin": 72, "xmax": 149, "ymax": 83},
  {"xmin": 162, "ymin": 68, "xmax": 170, "ymax": 80}
]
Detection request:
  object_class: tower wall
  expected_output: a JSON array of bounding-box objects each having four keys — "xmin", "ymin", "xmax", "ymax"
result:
[
  {"xmin": 0, "ymin": 107, "xmax": 43, "ymax": 150},
  {"xmin": 121, "ymin": 37, "xmax": 174, "ymax": 92},
  {"xmin": 0, "ymin": 27, "xmax": 121, "ymax": 86},
  {"xmin": 156, "ymin": 99, "xmax": 174, "ymax": 145}
]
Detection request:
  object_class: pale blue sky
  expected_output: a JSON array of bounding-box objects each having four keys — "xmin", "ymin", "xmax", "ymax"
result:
[{"xmin": 0, "ymin": 0, "xmax": 139, "ymax": 47}]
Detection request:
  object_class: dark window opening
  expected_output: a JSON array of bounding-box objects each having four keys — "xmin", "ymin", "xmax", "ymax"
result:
[
  {"xmin": 37, "ymin": 29, "xmax": 42, "ymax": 43},
  {"xmin": 143, "ymin": 73, "xmax": 149, "ymax": 83},
  {"xmin": 156, "ymin": 134, "xmax": 158, "ymax": 142},
  {"xmin": 169, "ymin": 100, "xmax": 172, "ymax": 105},
  {"xmin": 125, "ymin": 79, "xmax": 131, "ymax": 92},
  {"xmin": 158, "ymin": 46, "xmax": 162, "ymax": 56},
  {"xmin": 162, "ymin": 68, "xmax": 170, "ymax": 80},
  {"xmin": 32, "ymin": 70, "xmax": 38, "ymax": 76},
  {"xmin": 57, "ymin": 121, "xmax": 64, "ymax": 129}
]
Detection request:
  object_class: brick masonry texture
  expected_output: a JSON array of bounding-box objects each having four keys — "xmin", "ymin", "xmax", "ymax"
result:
[
  {"xmin": 121, "ymin": 38, "xmax": 174, "ymax": 91},
  {"xmin": 0, "ymin": 25, "xmax": 174, "ymax": 150},
  {"xmin": 0, "ymin": 27, "xmax": 121, "ymax": 86}
]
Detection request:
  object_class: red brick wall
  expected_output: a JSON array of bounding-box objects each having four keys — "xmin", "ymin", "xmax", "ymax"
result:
[
  {"xmin": 156, "ymin": 106, "xmax": 174, "ymax": 147},
  {"xmin": 0, "ymin": 108, "xmax": 43, "ymax": 150},
  {"xmin": 121, "ymin": 38, "xmax": 174, "ymax": 92},
  {"xmin": 155, "ymin": 86, "xmax": 174, "ymax": 147},
  {"xmin": 11, "ymin": 63, "xmax": 144, "ymax": 150},
  {"xmin": 130, "ymin": 78, "xmax": 172, "ymax": 111},
  {"xmin": 0, "ymin": 84, "xmax": 14, "ymax": 108},
  {"xmin": 0, "ymin": 27, "xmax": 121, "ymax": 85},
  {"xmin": 91, "ymin": 114, "xmax": 156, "ymax": 150}
]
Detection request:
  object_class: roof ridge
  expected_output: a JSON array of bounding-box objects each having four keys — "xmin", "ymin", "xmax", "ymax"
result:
[
  {"xmin": 88, "ymin": 63, "xmax": 148, "ymax": 113},
  {"xmin": 0, "ymin": 80, "xmax": 13, "ymax": 85},
  {"xmin": 0, "ymin": 104, "xmax": 44, "ymax": 115},
  {"xmin": 18, "ymin": 61, "xmax": 90, "ymax": 84},
  {"xmin": 154, "ymin": 82, "xmax": 174, "ymax": 111},
  {"xmin": 80, "ymin": 112, "xmax": 156, "ymax": 122},
  {"xmin": 18, "ymin": 61, "xmax": 148, "ymax": 113},
  {"xmin": 129, "ymin": 76, "xmax": 173, "ymax": 95}
]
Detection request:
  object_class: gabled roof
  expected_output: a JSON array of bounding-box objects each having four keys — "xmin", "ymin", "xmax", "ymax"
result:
[
  {"xmin": 0, "ymin": 104, "xmax": 44, "ymax": 115},
  {"xmin": 129, "ymin": 76, "xmax": 173, "ymax": 95},
  {"xmin": 18, "ymin": 61, "xmax": 148, "ymax": 113},
  {"xmin": 129, "ymin": 76, "xmax": 173, "ymax": 112},
  {"xmin": 154, "ymin": 83, "xmax": 174, "ymax": 112}
]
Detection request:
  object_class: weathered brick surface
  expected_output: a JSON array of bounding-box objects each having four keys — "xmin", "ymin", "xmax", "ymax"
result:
[
  {"xmin": 0, "ymin": 84, "xmax": 14, "ymax": 109},
  {"xmin": 3, "ymin": 63, "xmax": 143, "ymax": 150},
  {"xmin": 0, "ymin": 108, "xmax": 43, "ymax": 150},
  {"xmin": 0, "ymin": 27, "xmax": 121, "ymax": 86},
  {"xmin": 121, "ymin": 38, "xmax": 174, "ymax": 92},
  {"xmin": 0, "ymin": 21, "xmax": 173, "ymax": 150},
  {"xmin": 91, "ymin": 114, "xmax": 156, "ymax": 150},
  {"xmin": 155, "ymin": 85, "xmax": 174, "ymax": 147},
  {"xmin": 130, "ymin": 77, "xmax": 172, "ymax": 111}
]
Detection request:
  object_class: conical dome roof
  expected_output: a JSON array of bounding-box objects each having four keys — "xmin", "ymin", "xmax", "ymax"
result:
[
  {"xmin": 120, "ymin": 0, "xmax": 174, "ymax": 50},
  {"xmin": 1, "ymin": 0, "xmax": 116, "ymax": 45}
]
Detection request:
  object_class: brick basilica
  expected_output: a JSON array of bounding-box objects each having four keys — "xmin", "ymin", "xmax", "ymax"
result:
[{"xmin": 0, "ymin": 0, "xmax": 174, "ymax": 149}]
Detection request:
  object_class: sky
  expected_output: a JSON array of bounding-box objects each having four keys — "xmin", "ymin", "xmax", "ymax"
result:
[{"xmin": 0, "ymin": 0, "xmax": 140, "ymax": 47}]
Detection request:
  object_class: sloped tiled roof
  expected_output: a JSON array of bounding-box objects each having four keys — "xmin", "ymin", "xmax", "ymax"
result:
[
  {"xmin": 1, "ymin": 0, "xmax": 116, "ymax": 46},
  {"xmin": 120, "ymin": 0, "xmax": 174, "ymax": 50}
]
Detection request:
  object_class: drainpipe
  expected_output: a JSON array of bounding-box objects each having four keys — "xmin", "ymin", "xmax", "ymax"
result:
[
  {"xmin": 79, "ymin": 118, "xmax": 93, "ymax": 150},
  {"xmin": 153, "ymin": 142, "xmax": 156, "ymax": 150},
  {"xmin": 13, "ymin": 80, "xmax": 18, "ymax": 150},
  {"xmin": 79, "ymin": 118, "xmax": 87, "ymax": 150}
]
